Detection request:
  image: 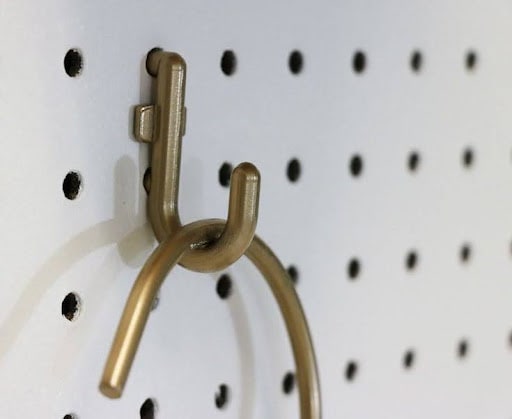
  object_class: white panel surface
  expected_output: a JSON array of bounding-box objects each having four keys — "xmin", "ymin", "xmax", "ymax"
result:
[{"xmin": 1, "ymin": 1, "xmax": 512, "ymax": 418}]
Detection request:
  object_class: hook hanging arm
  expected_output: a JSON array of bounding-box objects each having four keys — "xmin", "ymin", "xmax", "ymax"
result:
[{"xmin": 184, "ymin": 162, "xmax": 260, "ymax": 272}]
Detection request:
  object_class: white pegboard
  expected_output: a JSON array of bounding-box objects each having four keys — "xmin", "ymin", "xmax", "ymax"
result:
[{"xmin": 2, "ymin": 1, "xmax": 512, "ymax": 418}]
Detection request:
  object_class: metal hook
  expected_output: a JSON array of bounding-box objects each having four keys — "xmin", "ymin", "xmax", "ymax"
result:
[
  {"xmin": 99, "ymin": 220, "xmax": 322, "ymax": 419},
  {"xmin": 113, "ymin": 50, "xmax": 322, "ymax": 417},
  {"xmin": 134, "ymin": 50, "xmax": 258, "ymax": 273}
]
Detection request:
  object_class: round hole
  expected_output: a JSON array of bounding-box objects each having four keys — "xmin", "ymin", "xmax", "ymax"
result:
[
  {"xmin": 460, "ymin": 243, "xmax": 472, "ymax": 264},
  {"xmin": 140, "ymin": 398, "xmax": 156, "ymax": 419},
  {"xmin": 352, "ymin": 51, "xmax": 366, "ymax": 74},
  {"xmin": 63, "ymin": 415, "xmax": 77, "ymax": 419},
  {"xmin": 215, "ymin": 384, "xmax": 230, "ymax": 409},
  {"xmin": 219, "ymin": 162, "xmax": 233, "ymax": 188},
  {"xmin": 151, "ymin": 293, "xmax": 160, "ymax": 311},
  {"xmin": 287, "ymin": 265, "xmax": 299, "ymax": 285},
  {"xmin": 462, "ymin": 147, "xmax": 475, "ymax": 168},
  {"xmin": 221, "ymin": 50, "xmax": 237, "ymax": 76},
  {"xmin": 344, "ymin": 360, "xmax": 358, "ymax": 381},
  {"xmin": 282, "ymin": 371, "xmax": 295, "ymax": 394},
  {"xmin": 347, "ymin": 258, "xmax": 360, "ymax": 280},
  {"xmin": 61, "ymin": 292, "xmax": 81, "ymax": 322},
  {"xmin": 407, "ymin": 151, "xmax": 420, "ymax": 172},
  {"xmin": 216, "ymin": 274, "xmax": 232, "ymax": 299},
  {"xmin": 64, "ymin": 49, "xmax": 83, "ymax": 77},
  {"xmin": 63, "ymin": 171, "xmax": 82, "ymax": 200},
  {"xmin": 465, "ymin": 50, "xmax": 478, "ymax": 71},
  {"xmin": 403, "ymin": 349, "xmax": 415, "ymax": 369},
  {"xmin": 349, "ymin": 155, "xmax": 363, "ymax": 177},
  {"xmin": 287, "ymin": 158, "xmax": 301, "ymax": 183},
  {"xmin": 410, "ymin": 50, "xmax": 423, "ymax": 73},
  {"xmin": 145, "ymin": 47, "xmax": 163, "ymax": 74},
  {"xmin": 288, "ymin": 50, "xmax": 304, "ymax": 75},
  {"xmin": 508, "ymin": 330, "xmax": 512, "ymax": 348},
  {"xmin": 143, "ymin": 167, "xmax": 151, "ymax": 194},
  {"xmin": 457, "ymin": 339, "xmax": 469, "ymax": 359},
  {"xmin": 405, "ymin": 250, "xmax": 418, "ymax": 271}
]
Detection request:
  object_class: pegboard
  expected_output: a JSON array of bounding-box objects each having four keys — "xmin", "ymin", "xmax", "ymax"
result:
[{"xmin": 2, "ymin": 1, "xmax": 512, "ymax": 418}]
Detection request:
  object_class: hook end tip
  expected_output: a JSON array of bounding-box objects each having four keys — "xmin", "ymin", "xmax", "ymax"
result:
[
  {"xmin": 233, "ymin": 162, "xmax": 260, "ymax": 183},
  {"xmin": 99, "ymin": 381, "xmax": 123, "ymax": 399}
]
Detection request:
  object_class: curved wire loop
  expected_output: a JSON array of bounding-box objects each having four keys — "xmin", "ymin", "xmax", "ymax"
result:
[
  {"xmin": 99, "ymin": 220, "xmax": 322, "ymax": 419},
  {"xmin": 135, "ymin": 50, "xmax": 258, "ymax": 273}
]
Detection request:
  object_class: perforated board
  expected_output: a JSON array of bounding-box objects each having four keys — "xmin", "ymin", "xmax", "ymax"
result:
[{"xmin": 2, "ymin": 1, "xmax": 512, "ymax": 418}]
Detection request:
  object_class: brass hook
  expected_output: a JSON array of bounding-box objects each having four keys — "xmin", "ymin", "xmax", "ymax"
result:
[
  {"xmin": 99, "ymin": 220, "xmax": 321, "ymax": 419},
  {"xmin": 134, "ymin": 50, "xmax": 258, "ymax": 273},
  {"xmin": 104, "ymin": 50, "xmax": 322, "ymax": 417}
]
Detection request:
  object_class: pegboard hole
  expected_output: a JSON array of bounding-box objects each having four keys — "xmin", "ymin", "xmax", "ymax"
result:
[
  {"xmin": 403, "ymin": 349, "xmax": 415, "ymax": 370},
  {"xmin": 219, "ymin": 162, "xmax": 233, "ymax": 188},
  {"xmin": 410, "ymin": 50, "xmax": 423, "ymax": 73},
  {"xmin": 352, "ymin": 51, "xmax": 366, "ymax": 74},
  {"xmin": 144, "ymin": 47, "xmax": 163, "ymax": 74},
  {"xmin": 462, "ymin": 147, "xmax": 475, "ymax": 168},
  {"xmin": 151, "ymin": 293, "xmax": 160, "ymax": 311},
  {"xmin": 288, "ymin": 50, "xmax": 304, "ymax": 75},
  {"xmin": 287, "ymin": 158, "xmax": 301, "ymax": 182},
  {"xmin": 63, "ymin": 171, "xmax": 82, "ymax": 200},
  {"xmin": 221, "ymin": 50, "xmax": 237, "ymax": 76},
  {"xmin": 457, "ymin": 339, "xmax": 469, "ymax": 359},
  {"xmin": 64, "ymin": 48, "xmax": 83, "ymax": 77},
  {"xmin": 216, "ymin": 274, "xmax": 232, "ymax": 299},
  {"xmin": 407, "ymin": 151, "xmax": 421, "ymax": 172},
  {"xmin": 61, "ymin": 292, "xmax": 81, "ymax": 322},
  {"xmin": 63, "ymin": 415, "xmax": 77, "ymax": 419},
  {"xmin": 347, "ymin": 258, "xmax": 361, "ymax": 280},
  {"xmin": 405, "ymin": 250, "xmax": 418, "ymax": 272},
  {"xmin": 143, "ymin": 167, "xmax": 151, "ymax": 194},
  {"xmin": 287, "ymin": 265, "xmax": 299, "ymax": 285},
  {"xmin": 465, "ymin": 50, "xmax": 478, "ymax": 71},
  {"xmin": 349, "ymin": 155, "xmax": 363, "ymax": 177},
  {"xmin": 344, "ymin": 361, "xmax": 358, "ymax": 381},
  {"xmin": 140, "ymin": 398, "xmax": 156, "ymax": 419},
  {"xmin": 460, "ymin": 243, "xmax": 472, "ymax": 264},
  {"xmin": 282, "ymin": 371, "xmax": 296, "ymax": 394},
  {"xmin": 215, "ymin": 384, "xmax": 230, "ymax": 409}
]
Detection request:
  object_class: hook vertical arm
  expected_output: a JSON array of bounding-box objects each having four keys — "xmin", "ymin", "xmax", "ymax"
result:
[{"xmin": 135, "ymin": 50, "xmax": 185, "ymax": 240}]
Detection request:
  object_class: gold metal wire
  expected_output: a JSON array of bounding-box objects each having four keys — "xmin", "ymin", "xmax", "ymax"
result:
[
  {"xmin": 113, "ymin": 49, "xmax": 322, "ymax": 418},
  {"xmin": 99, "ymin": 220, "xmax": 321, "ymax": 419}
]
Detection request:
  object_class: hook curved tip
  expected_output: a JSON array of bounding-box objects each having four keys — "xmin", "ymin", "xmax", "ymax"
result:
[
  {"xmin": 178, "ymin": 162, "xmax": 260, "ymax": 273},
  {"xmin": 146, "ymin": 49, "xmax": 186, "ymax": 77}
]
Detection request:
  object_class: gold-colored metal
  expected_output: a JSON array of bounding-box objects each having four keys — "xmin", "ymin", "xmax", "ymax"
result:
[
  {"xmin": 99, "ymin": 220, "xmax": 321, "ymax": 419},
  {"xmin": 134, "ymin": 105, "xmax": 154, "ymax": 143},
  {"xmin": 134, "ymin": 50, "xmax": 257, "ymax": 273},
  {"xmin": 114, "ymin": 49, "xmax": 322, "ymax": 417}
]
